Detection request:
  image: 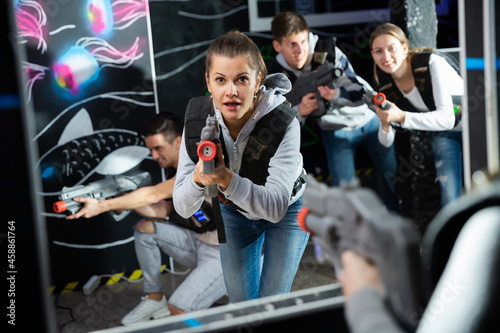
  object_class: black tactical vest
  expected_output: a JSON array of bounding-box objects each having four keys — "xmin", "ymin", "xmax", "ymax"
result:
[{"xmin": 184, "ymin": 96, "xmax": 297, "ymax": 187}]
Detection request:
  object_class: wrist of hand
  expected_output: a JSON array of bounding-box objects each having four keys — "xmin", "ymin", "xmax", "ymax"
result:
[
  {"xmin": 101, "ymin": 199, "xmax": 112, "ymax": 214},
  {"xmin": 298, "ymin": 104, "xmax": 306, "ymax": 116},
  {"xmin": 400, "ymin": 110, "xmax": 406, "ymax": 124},
  {"xmin": 381, "ymin": 124, "xmax": 391, "ymax": 133},
  {"xmin": 219, "ymin": 169, "xmax": 233, "ymax": 192}
]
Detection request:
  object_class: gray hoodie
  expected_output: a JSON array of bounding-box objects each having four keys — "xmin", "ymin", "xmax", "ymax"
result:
[{"xmin": 173, "ymin": 73, "xmax": 305, "ymax": 222}]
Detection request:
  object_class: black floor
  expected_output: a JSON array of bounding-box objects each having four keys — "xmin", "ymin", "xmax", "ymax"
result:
[{"xmin": 52, "ymin": 239, "xmax": 338, "ymax": 333}]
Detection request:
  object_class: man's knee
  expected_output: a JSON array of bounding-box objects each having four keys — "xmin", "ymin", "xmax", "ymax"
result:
[{"xmin": 134, "ymin": 219, "xmax": 156, "ymax": 234}]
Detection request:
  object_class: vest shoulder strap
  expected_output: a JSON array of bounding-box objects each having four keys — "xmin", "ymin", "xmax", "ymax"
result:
[
  {"xmin": 184, "ymin": 96, "xmax": 213, "ymax": 164},
  {"xmin": 376, "ymin": 51, "xmax": 435, "ymax": 111},
  {"xmin": 312, "ymin": 37, "xmax": 337, "ymax": 70},
  {"xmin": 411, "ymin": 52, "xmax": 435, "ymax": 110},
  {"xmin": 185, "ymin": 97, "xmax": 297, "ymax": 186}
]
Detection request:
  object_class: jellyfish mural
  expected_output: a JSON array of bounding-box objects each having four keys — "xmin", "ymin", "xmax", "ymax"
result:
[
  {"xmin": 54, "ymin": 36, "xmax": 144, "ymax": 95},
  {"xmin": 112, "ymin": 0, "xmax": 147, "ymax": 31},
  {"xmin": 87, "ymin": 0, "xmax": 114, "ymax": 36},
  {"xmin": 54, "ymin": 46, "xmax": 99, "ymax": 94},
  {"xmin": 15, "ymin": 0, "xmax": 48, "ymax": 54},
  {"xmin": 87, "ymin": 0, "xmax": 147, "ymax": 36},
  {"xmin": 22, "ymin": 61, "xmax": 50, "ymax": 102}
]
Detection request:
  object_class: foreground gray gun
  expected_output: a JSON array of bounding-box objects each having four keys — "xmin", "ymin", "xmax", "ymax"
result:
[
  {"xmin": 197, "ymin": 114, "xmax": 219, "ymax": 197},
  {"xmin": 298, "ymin": 176, "xmax": 423, "ymax": 332},
  {"xmin": 287, "ymin": 62, "xmax": 343, "ymax": 117},
  {"xmin": 53, "ymin": 172, "xmax": 151, "ymax": 221}
]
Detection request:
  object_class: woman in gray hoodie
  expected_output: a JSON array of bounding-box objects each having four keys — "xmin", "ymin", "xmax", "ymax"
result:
[{"xmin": 173, "ymin": 31, "xmax": 309, "ymax": 302}]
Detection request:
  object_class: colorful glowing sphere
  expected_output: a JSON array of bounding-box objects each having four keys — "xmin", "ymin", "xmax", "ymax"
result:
[
  {"xmin": 87, "ymin": 0, "xmax": 113, "ymax": 36},
  {"xmin": 54, "ymin": 46, "xmax": 99, "ymax": 94}
]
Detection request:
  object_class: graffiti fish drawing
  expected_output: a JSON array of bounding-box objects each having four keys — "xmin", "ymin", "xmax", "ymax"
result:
[
  {"xmin": 37, "ymin": 108, "xmax": 150, "ymax": 193},
  {"xmin": 37, "ymin": 108, "xmax": 153, "ymax": 250}
]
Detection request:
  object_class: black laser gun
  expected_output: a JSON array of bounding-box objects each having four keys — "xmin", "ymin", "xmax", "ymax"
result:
[
  {"xmin": 297, "ymin": 176, "xmax": 424, "ymax": 332},
  {"xmin": 362, "ymin": 88, "xmax": 391, "ymax": 111},
  {"xmin": 197, "ymin": 114, "xmax": 220, "ymax": 197},
  {"xmin": 197, "ymin": 113, "xmax": 226, "ymax": 244},
  {"xmin": 287, "ymin": 62, "xmax": 344, "ymax": 117},
  {"xmin": 53, "ymin": 172, "xmax": 152, "ymax": 221}
]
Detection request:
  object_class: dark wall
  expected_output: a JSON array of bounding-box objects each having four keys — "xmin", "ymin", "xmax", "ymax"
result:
[
  {"xmin": 2, "ymin": 1, "xmax": 461, "ymax": 331},
  {"xmin": 148, "ymin": 0, "xmax": 459, "ymax": 180},
  {"xmin": 11, "ymin": 0, "xmax": 163, "ymax": 288},
  {"xmin": 150, "ymin": 0, "xmax": 459, "ymax": 117},
  {"xmin": 2, "ymin": 1, "xmax": 55, "ymax": 331},
  {"xmin": 5, "ymin": 0, "xmax": 459, "ymax": 294},
  {"xmin": 150, "ymin": 0, "xmax": 251, "ymax": 116}
]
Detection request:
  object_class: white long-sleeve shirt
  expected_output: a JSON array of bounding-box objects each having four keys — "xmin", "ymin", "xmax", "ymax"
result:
[{"xmin": 378, "ymin": 53, "xmax": 464, "ymax": 147}]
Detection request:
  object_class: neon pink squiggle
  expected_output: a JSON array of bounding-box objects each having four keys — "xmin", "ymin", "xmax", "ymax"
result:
[
  {"xmin": 76, "ymin": 36, "xmax": 144, "ymax": 69},
  {"xmin": 22, "ymin": 61, "xmax": 49, "ymax": 102},
  {"xmin": 15, "ymin": 0, "xmax": 47, "ymax": 54},
  {"xmin": 112, "ymin": 0, "xmax": 147, "ymax": 31}
]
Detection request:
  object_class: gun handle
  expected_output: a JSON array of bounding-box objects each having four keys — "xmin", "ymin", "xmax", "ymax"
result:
[
  {"xmin": 206, "ymin": 184, "xmax": 218, "ymax": 198},
  {"xmin": 311, "ymin": 90, "xmax": 326, "ymax": 117},
  {"xmin": 111, "ymin": 209, "xmax": 132, "ymax": 221}
]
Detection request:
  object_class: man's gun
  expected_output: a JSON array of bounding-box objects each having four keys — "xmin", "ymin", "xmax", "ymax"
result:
[
  {"xmin": 362, "ymin": 87, "xmax": 391, "ymax": 111},
  {"xmin": 287, "ymin": 62, "xmax": 344, "ymax": 117},
  {"xmin": 297, "ymin": 176, "xmax": 424, "ymax": 332},
  {"xmin": 197, "ymin": 114, "xmax": 219, "ymax": 197},
  {"xmin": 53, "ymin": 172, "xmax": 152, "ymax": 221}
]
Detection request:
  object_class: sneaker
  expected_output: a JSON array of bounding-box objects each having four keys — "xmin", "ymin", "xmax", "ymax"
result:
[{"xmin": 121, "ymin": 295, "xmax": 171, "ymax": 326}]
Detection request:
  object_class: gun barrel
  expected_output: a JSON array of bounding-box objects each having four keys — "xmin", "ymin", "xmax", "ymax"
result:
[
  {"xmin": 53, "ymin": 199, "xmax": 82, "ymax": 215},
  {"xmin": 197, "ymin": 141, "xmax": 217, "ymax": 162},
  {"xmin": 373, "ymin": 92, "xmax": 391, "ymax": 110},
  {"xmin": 198, "ymin": 115, "xmax": 219, "ymax": 198},
  {"xmin": 53, "ymin": 200, "xmax": 68, "ymax": 213},
  {"xmin": 297, "ymin": 207, "xmax": 339, "ymax": 244},
  {"xmin": 374, "ymin": 92, "xmax": 386, "ymax": 105},
  {"xmin": 314, "ymin": 66, "xmax": 343, "ymax": 87}
]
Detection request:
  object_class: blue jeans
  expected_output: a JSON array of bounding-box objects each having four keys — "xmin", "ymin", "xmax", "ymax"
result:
[
  {"xmin": 218, "ymin": 198, "xmax": 310, "ymax": 302},
  {"xmin": 321, "ymin": 116, "xmax": 399, "ymax": 211},
  {"xmin": 430, "ymin": 130, "xmax": 463, "ymax": 206},
  {"xmin": 134, "ymin": 222, "xmax": 226, "ymax": 311}
]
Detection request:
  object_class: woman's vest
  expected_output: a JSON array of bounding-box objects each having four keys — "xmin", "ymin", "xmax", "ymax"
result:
[
  {"xmin": 183, "ymin": 95, "xmax": 305, "ymax": 227},
  {"xmin": 184, "ymin": 96, "xmax": 297, "ymax": 187}
]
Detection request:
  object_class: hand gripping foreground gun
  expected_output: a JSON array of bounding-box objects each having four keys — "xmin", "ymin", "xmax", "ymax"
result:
[
  {"xmin": 53, "ymin": 172, "xmax": 152, "ymax": 221},
  {"xmin": 197, "ymin": 114, "xmax": 220, "ymax": 197},
  {"xmin": 297, "ymin": 176, "xmax": 424, "ymax": 332},
  {"xmin": 362, "ymin": 87, "xmax": 391, "ymax": 111},
  {"xmin": 287, "ymin": 62, "xmax": 344, "ymax": 117}
]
